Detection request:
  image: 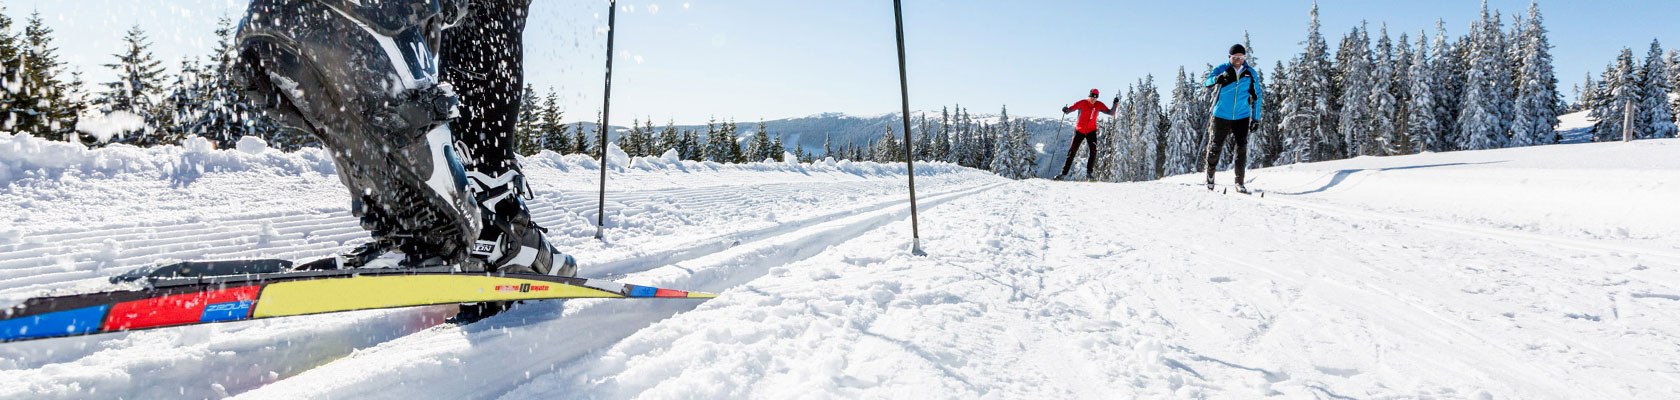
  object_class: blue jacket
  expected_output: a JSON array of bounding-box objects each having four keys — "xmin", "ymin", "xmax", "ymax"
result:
[{"xmin": 1203, "ymin": 63, "xmax": 1263, "ymax": 121}]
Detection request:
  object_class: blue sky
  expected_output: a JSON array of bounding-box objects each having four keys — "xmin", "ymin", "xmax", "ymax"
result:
[{"xmin": 6, "ymin": 0, "xmax": 1677, "ymax": 125}]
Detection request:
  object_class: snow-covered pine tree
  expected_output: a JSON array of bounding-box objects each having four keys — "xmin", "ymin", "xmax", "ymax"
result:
[
  {"xmin": 655, "ymin": 120, "xmax": 680, "ymax": 156},
  {"xmin": 1017, "ymin": 120, "xmax": 1038, "ymax": 178},
  {"xmin": 746, "ymin": 120, "xmax": 773, "ymax": 161},
  {"xmin": 1369, "ymin": 24, "xmax": 1402, "ymax": 155},
  {"xmin": 617, "ymin": 117, "xmax": 641, "ymax": 157},
  {"xmin": 93, "ymin": 25, "xmax": 169, "ymax": 147},
  {"xmin": 514, "ymin": 84, "xmax": 542, "ymax": 155},
  {"xmin": 572, "ymin": 119, "xmax": 591, "ymax": 155},
  {"xmin": 916, "ymin": 115, "xmax": 933, "ymax": 161},
  {"xmin": 1457, "ymin": 3, "xmax": 1508, "ymax": 151},
  {"xmin": 1509, "ymin": 2, "xmax": 1560, "ymax": 147},
  {"xmin": 1261, "ymin": 60, "xmax": 1289, "ymax": 166},
  {"xmin": 771, "ymin": 136, "xmax": 786, "ymax": 162},
  {"xmin": 1336, "ymin": 24, "xmax": 1375, "ymax": 157},
  {"xmin": 1165, "ymin": 67, "xmax": 1201, "ymax": 176},
  {"xmin": 989, "ymin": 106, "xmax": 1012, "ymax": 175},
  {"xmin": 1392, "ymin": 31, "xmax": 1415, "ymax": 152},
  {"xmin": 160, "ymin": 59, "xmax": 210, "ymax": 145},
  {"xmin": 822, "ymin": 133, "xmax": 834, "ymax": 160},
  {"xmin": 539, "ymin": 91, "xmax": 568, "ymax": 153},
  {"xmin": 15, "ymin": 11, "xmax": 79, "ymax": 141},
  {"xmin": 1281, "ymin": 3, "xmax": 1335, "ymax": 163},
  {"xmin": 1406, "ymin": 31, "xmax": 1444, "ymax": 153},
  {"xmin": 1433, "ymin": 20, "xmax": 1466, "ymax": 151},
  {"xmin": 935, "ymin": 106, "xmax": 951, "ymax": 162},
  {"xmin": 1668, "ymin": 49, "xmax": 1680, "ymax": 122},
  {"xmin": 1639, "ymin": 40, "xmax": 1677, "ymax": 139},
  {"xmin": 1591, "ymin": 49, "xmax": 1638, "ymax": 141},
  {"xmin": 1132, "ymin": 77, "xmax": 1163, "ymax": 181},
  {"xmin": 0, "ymin": 7, "xmax": 19, "ymax": 132}
]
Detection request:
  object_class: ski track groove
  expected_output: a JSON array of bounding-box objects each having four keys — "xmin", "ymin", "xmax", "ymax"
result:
[{"xmin": 239, "ymin": 181, "xmax": 1006, "ymax": 400}]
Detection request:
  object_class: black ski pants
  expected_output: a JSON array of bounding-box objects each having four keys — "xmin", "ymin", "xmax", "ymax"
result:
[
  {"xmin": 1204, "ymin": 117, "xmax": 1250, "ymax": 184},
  {"xmin": 442, "ymin": 0, "xmax": 532, "ymax": 178},
  {"xmin": 1059, "ymin": 130, "xmax": 1099, "ymax": 177}
]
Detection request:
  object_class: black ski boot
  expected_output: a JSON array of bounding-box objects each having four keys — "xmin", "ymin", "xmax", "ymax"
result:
[
  {"xmin": 231, "ymin": 0, "xmax": 480, "ymax": 265},
  {"xmin": 466, "ymin": 168, "xmax": 577, "ymax": 277},
  {"xmin": 1206, "ymin": 175, "xmax": 1216, "ymax": 191}
]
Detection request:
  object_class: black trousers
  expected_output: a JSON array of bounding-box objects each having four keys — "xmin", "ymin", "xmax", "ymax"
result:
[
  {"xmin": 1059, "ymin": 131, "xmax": 1099, "ymax": 177},
  {"xmin": 1205, "ymin": 118, "xmax": 1250, "ymax": 183},
  {"xmin": 441, "ymin": 0, "xmax": 532, "ymax": 178}
]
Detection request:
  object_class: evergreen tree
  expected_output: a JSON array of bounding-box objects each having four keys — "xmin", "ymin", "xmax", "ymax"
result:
[
  {"xmin": 1164, "ymin": 67, "xmax": 1202, "ymax": 175},
  {"xmin": 725, "ymin": 120, "xmax": 744, "ymax": 163},
  {"xmin": 1261, "ymin": 60, "xmax": 1289, "ymax": 166},
  {"xmin": 538, "ymin": 91, "xmax": 568, "ymax": 154},
  {"xmin": 1336, "ymin": 24, "xmax": 1376, "ymax": 157},
  {"xmin": 876, "ymin": 125, "xmax": 900, "ymax": 163},
  {"xmin": 1668, "ymin": 49, "xmax": 1680, "ymax": 121},
  {"xmin": 1509, "ymin": 2, "xmax": 1560, "ymax": 146},
  {"xmin": 655, "ymin": 120, "xmax": 680, "ymax": 156},
  {"xmin": 935, "ymin": 106, "xmax": 952, "ymax": 162},
  {"xmin": 0, "ymin": 6, "xmax": 20, "ymax": 132},
  {"xmin": 703, "ymin": 117, "xmax": 728, "ymax": 162},
  {"xmin": 1406, "ymin": 31, "xmax": 1445, "ymax": 153},
  {"xmin": 515, "ymin": 84, "xmax": 543, "ymax": 155},
  {"xmin": 1369, "ymin": 24, "xmax": 1402, "ymax": 155},
  {"xmin": 771, "ymin": 136, "xmax": 786, "ymax": 161},
  {"xmin": 1457, "ymin": 3, "xmax": 1508, "ymax": 150},
  {"xmin": 93, "ymin": 25, "xmax": 169, "ymax": 146},
  {"xmin": 1639, "ymin": 40, "xmax": 1677, "ymax": 139},
  {"xmin": 746, "ymin": 120, "xmax": 773, "ymax": 161},
  {"xmin": 1591, "ymin": 49, "xmax": 1638, "ymax": 141},
  {"xmin": 1435, "ymin": 20, "xmax": 1468, "ymax": 150},
  {"xmin": 1281, "ymin": 3, "xmax": 1335, "ymax": 163},
  {"xmin": 1393, "ymin": 31, "xmax": 1415, "ymax": 139},
  {"xmin": 15, "ymin": 11, "xmax": 78, "ymax": 140},
  {"xmin": 161, "ymin": 59, "xmax": 212, "ymax": 145},
  {"xmin": 572, "ymin": 119, "xmax": 591, "ymax": 155},
  {"xmin": 822, "ymin": 133, "xmax": 834, "ymax": 160}
]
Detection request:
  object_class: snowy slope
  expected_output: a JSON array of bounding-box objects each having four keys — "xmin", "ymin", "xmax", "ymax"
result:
[{"xmin": 2, "ymin": 133, "xmax": 1678, "ymax": 399}]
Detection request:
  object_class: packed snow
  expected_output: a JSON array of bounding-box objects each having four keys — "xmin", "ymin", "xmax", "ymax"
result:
[{"xmin": 1, "ymin": 132, "xmax": 1677, "ymax": 399}]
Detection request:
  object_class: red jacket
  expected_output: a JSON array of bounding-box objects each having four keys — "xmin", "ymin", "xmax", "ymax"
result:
[{"xmin": 1063, "ymin": 99, "xmax": 1114, "ymax": 134}]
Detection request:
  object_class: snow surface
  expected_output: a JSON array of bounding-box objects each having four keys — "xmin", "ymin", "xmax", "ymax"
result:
[{"xmin": 1, "ymin": 132, "xmax": 1678, "ymax": 399}]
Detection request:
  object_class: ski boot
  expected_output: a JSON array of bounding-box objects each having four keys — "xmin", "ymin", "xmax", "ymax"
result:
[
  {"xmin": 1053, "ymin": 174, "xmax": 1066, "ymax": 181},
  {"xmin": 1206, "ymin": 175, "xmax": 1216, "ymax": 191},
  {"xmin": 453, "ymin": 167, "xmax": 577, "ymax": 323},
  {"xmin": 231, "ymin": 0, "xmax": 480, "ymax": 266},
  {"xmin": 465, "ymin": 168, "xmax": 577, "ymax": 277}
]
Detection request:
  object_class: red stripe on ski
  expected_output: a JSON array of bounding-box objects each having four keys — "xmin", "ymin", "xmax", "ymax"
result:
[
  {"xmin": 653, "ymin": 289, "xmax": 688, "ymax": 298},
  {"xmin": 103, "ymin": 285, "xmax": 264, "ymax": 331}
]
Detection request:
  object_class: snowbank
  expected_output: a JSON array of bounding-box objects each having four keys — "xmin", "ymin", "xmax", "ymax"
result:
[{"xmin": 0, "ymin": 133, "xmax": 336, "ymax": 187}]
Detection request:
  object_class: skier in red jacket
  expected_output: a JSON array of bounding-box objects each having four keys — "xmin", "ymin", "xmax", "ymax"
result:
[{"xmin": 1057, "ymin": 88, "xmax": 1118, "ymax": 180}]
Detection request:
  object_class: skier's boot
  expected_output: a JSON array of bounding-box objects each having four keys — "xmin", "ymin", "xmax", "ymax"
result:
[
  {"xmin": 230, "ymin": 0, "xmax": 480, "ymax": 266},
  {"xmin": 1234, "ymin": 184, "xmax": 1250, "ymax": 194},
  {"xmin": 466, "ymin": 168, "xmax": 578, "ymax": 277},
  {"xmin": 1206, "ymin": 175, "xmax": 1216, "ymax": 191},
  {"xmin": 1053, "ymin": 174, "xmax": 1066, "ymax": 181}
]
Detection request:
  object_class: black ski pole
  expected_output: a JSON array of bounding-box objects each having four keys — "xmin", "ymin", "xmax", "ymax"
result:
[
  {"xmin": 893, "ymin": 0, "xmax": 925, "ymax": 257},
  {"xmin": 595, "ymin": 0, "xmax": 617, "ymax": 240}
]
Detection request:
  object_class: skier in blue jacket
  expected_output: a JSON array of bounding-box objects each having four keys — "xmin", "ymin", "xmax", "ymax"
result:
[{"xmin": 1203, "ymin": 44, "xmax": 1263, "ymax": 193}]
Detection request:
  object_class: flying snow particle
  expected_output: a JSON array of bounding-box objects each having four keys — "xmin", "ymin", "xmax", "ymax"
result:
[
  {"xmin": 634, "ymin": 55, "xmax": 644, "ymax": 64},
  {"xmin": 648, "ymin": 4, "xmax": 660, "ymax": 14}
]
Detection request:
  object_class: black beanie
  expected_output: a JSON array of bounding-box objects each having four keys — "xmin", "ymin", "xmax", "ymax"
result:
[{"xmin": 1230, "ymin": 44, "xmax": 1247, "ymax": 55}]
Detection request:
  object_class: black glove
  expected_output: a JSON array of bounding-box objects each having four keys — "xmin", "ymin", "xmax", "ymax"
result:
[
  {"xmin": 1112, "ymin": 96, "xmax": 1120, "ymax": 105},
  {"xmin": 1214, "ymin": 69, "xmax": 1238, "ymax": 86},
  {"xmin": 1062, "ymin": 106, "xmax": 1072, "ymax": 113}
]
